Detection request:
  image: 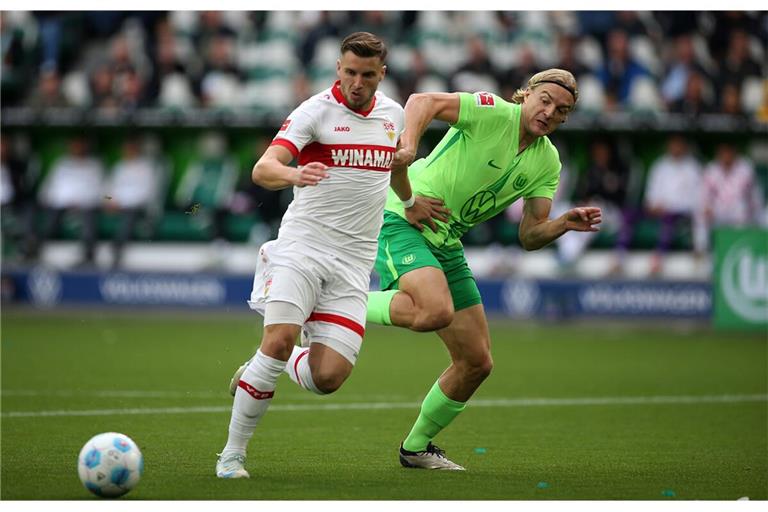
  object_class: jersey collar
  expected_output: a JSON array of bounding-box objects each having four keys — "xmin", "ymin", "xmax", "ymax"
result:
[{"xmin": 332, "ymin": 80, "xmax": 376, "ymax": 117}]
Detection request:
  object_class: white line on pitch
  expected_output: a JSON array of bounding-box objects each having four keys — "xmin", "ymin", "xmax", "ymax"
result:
[{"xmin": 2, "ymin": 394, "xmax": 766, "ymax": 419}]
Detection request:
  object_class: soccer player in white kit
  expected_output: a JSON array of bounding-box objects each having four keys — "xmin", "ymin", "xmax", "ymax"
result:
[{"xmin": 215, "ymin": 32, "xmax": 447, "ymax": 479}]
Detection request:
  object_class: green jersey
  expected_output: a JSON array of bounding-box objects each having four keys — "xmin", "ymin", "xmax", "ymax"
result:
[{"xmin": 385, "ymin": 92, "xmax": 562, "ymax": 249}]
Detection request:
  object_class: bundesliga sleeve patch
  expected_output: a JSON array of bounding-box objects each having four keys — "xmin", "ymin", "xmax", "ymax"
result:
[
  {"xmin": 279, "ymin": 119, "xmax": 291, "ymax": 131},
  {"xmin": 475, "ymin": 92, "xmax": 495, "ymax": 107}
]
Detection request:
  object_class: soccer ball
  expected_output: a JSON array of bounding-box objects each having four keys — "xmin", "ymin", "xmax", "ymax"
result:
[{"xmin": 77, "ymin": 432, "xmax": 143, "ymax": 498}]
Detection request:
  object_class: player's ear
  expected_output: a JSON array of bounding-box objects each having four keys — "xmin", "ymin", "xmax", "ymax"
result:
[{"xmin": 380, "ymin": 64, "xmax": 387, "ymax": 79}]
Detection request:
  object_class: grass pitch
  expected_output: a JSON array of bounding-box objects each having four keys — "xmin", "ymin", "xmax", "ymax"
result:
[{"xmin": 1, "ymin": 309, "xmax": 766, "ymax": 500}]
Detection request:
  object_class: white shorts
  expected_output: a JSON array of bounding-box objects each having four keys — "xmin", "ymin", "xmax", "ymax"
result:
[{"xmin": 248, "ymin": 239, "xmax": 370, "ymax": 364}]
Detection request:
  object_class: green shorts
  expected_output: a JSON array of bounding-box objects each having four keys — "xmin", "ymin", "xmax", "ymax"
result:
[{"xmin": 374, "ymin": 211, "xmax": 482, "ymax": 311}]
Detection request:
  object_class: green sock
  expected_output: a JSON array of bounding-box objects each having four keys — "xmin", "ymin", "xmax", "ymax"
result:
[
  {"xmin": 366, "ymin": 290, "xmax": 398, "ymax": 325},
  {"xmin": 402, "ymin": 380, "xmax": 466, "ymax": 452}
]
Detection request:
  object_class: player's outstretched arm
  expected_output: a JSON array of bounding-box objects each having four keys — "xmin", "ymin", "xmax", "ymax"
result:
[
  {"xmin": 252, "ymin": 145, "xmax": 329, "ymax": 190},
  {"xmin": 519, "ymin": 197, "xmax": 602, "ymax": 251},
  {"xmin": 397, "ymin": 93, "xmax": 461, "ymax": 169}
]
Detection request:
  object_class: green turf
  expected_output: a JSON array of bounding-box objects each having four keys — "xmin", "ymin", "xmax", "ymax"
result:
[{"xmin": 1, "ymin": 310, "xmax": 766, "ymax": 500}]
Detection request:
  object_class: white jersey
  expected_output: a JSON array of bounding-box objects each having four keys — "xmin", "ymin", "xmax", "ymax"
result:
[{"xmin": 270, "ymin": 81, "xmax": 404, "ymax": 265}]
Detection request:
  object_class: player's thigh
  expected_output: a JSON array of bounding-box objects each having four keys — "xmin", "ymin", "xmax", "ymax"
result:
[
  {"xmin": 262, "ymin": 302, "xmax": 304, "ymax": 351},
  {"xmin": 433, "ymin": 245, "xmax": 482, "ymax": 312},
  {"xmin": 304, "ymin": 261, "xmax": 368, "ymax": 367},
  {"xmin": 436, "ymin": 303, "xmax": 492, "ymax": 366},
  {"xmin": 397, "ymin": 266, "xmax": 453, "ymax": 313},
  {"xmin": 248, "ymin": 239, "xmax": 322, "ymax": 321},
  {"xmin": 375, "ymin": 214, "xmax": 452, "ymax": 310}
]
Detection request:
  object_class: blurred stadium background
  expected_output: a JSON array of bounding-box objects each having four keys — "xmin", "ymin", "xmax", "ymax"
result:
[
  {"xmin": 1, "ymin": 10, "xmax": 767, "ymax": 501},
  {"xmin": 1, "ymin": 10, "xmax": 766, "ymax": 325}
]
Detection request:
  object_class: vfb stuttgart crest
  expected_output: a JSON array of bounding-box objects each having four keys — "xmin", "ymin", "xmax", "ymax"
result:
[
  {"xmin": 460, "ymin": 190, "xmax": 497, "ymax": 224},
  {"xmin": 383, "ymin": 120, "xmax": 396, "ymax": 141}
]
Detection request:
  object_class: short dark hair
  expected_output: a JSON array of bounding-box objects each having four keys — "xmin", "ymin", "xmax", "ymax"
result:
[{"xmin": 340, "ymin": 32, "xmax": 388, "ymax": 63}]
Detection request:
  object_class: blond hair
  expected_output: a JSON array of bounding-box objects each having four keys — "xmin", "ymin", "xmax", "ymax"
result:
[{"xmin": 511, "ymin": 69, "xmax": 578, "ymax": 105}]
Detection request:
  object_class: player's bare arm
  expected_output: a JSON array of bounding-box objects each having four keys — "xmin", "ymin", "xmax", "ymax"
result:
[
  {"xmin": 394, "ymin": 92, "xmax": 461, "ymax": 171},
  {"xmin": 519, "ymin": 197, "xmax": 602, "ymax": 251},
  {"xmin": 251, "ymin": 145, "xmax": 329, "ymax": 190},
  {"xmin": 390, "ymin": 142, "xmax": 450, "ymax": 233}
]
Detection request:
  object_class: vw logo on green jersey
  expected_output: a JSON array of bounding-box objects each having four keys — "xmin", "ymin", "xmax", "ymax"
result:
[
  {"xmin": 460, "ymin": 190, "xmax": 497, "ymax": 224},
  {"xmin": 513, "ymin": 174, "xmax": 528, "ymax": 190}
]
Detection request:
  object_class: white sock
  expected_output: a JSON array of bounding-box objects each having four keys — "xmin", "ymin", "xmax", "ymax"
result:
[
  {"xmin": 285, "ymin": 345, "xmax": 325, "ymax": 395},
  {"xmin": 222, "ymin": 349, "xmax": 286, "ymax": 456}
]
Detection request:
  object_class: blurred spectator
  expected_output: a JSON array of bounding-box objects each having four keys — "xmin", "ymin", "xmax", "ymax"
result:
[
  {"xmin": 146, "ymin": 30, "xmax": 192, "ymax": 106},
  {"xmin": 694, "ymin": 142, "xmax": 764, "ymax": 253},
  {"xmin": 706, "ymin": 12, "xmax": 761, "ymax": 63},
  {"xmin": 229, "ymin": 137, "xmax": 286, "ymax": 245},
  {"xmin": 714, "ymin": 29, "xmax": 763, "ymax": 96},
  {"xmin": 393, "ymin": 49, "xmax": 430, "ymax": 101},
  {"xmin": 102, "ymin": 138, "xmax": 163, "ymax": 269},
  {"xmin": 653, "ymin": 11, "xmax": 700, "ymax": 38},
  {"xmin": 719, "ymin": 83, "xmax": 746, "ymax": 117},
  {"xmin": 669, "ymin": 72, "xmax": 715, "ymax": 117},
  {"xmin": 563, "ymin": 139, "xmax": 632, "ymax": 269},
  {"xmin": 596, "ymin": 29, "xmax": 649, "ymax": 106},
  {"xmin": 553, "ymin": 34, "xmax": 590, "ymax": 80},
  {"xmin": 197, "ymin": 35, "xmax": 243, "ymax": 108},
  {"xmin": 2, "ymin": 12, "xmax": 35, "ymax": 105},
  {"xmin": 613, "ymin": 11, "xmax": 652, "ymax": 38},
  {"xmin": 298, "ymin": 11, "xmax": 342, "ymax": 67},
  {"xmin": 89, "ymin": 64, "xmax": 116, "ymax": 108},
  {"xmin": 1, "ymin": 135, "xmax": 40, "ymax": 260},
  {"xmin": 26, "ymin": 68, "xmax": 71, "ymax": 108},
  {"xmin": 499, "ymin": 44, "xmax": 537, "ymax": 101},
  {"xmin": 114, "ymin": 68, "xmax": 150, "ymax": 110},
  {"xmin": 28, "ymin": 136, "xmax": 104, "ymax": 266},
  {"xmin": 194, "ymin": 11, "xmax": 236, "ymax": 55},
  {"xmin": 175, "ymin": 132, "xmax": 238, "ymax": 256},
  {"xmin": 617, "ymin": 135, "xmax": 703, "ymax": 274},
  {"xmin": 33, "ymin": 12, "xmax": 65, "ymax": 72},
  {"xmin": 576, "ymin": 11, "xmax": 615, "ymax": 48},
  {"xmin": 451, "ymin": 35, "xmax": 501, "ymax": 93},
  {"xmin": 348, "ymin": 11, "xmax": 399, "ymax": 44},
  {"xmin": 661, "ymin": 34, "xmax": 710, "ymax": 106}
]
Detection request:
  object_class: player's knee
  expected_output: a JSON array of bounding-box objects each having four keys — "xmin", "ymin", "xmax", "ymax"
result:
[
  {"xmin": 412, "ymin": 305, "xmax": 454, "ymax": 332},
  {"xmin": 260, "ymin": 334, "xmax": 296, "ymax": 361},
  {"xmin": 462, "ymin": 352, "xmax": 493, "ymax": 382},
  {"xmin": 476, "ymin": 354, "xmax": 494, "ymax": 380},
  {"xmin": 310, "ymin": 368, "xmax": 347, "ymax": 394}
]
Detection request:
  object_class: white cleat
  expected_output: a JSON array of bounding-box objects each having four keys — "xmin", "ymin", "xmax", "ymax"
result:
[
  {"xmin": 398, "ymin": 442, "xmax": 465, "ymax": 470},
  {"xmin": 229, "ymin": 360, "xmax": 250, "ymax": 397},
  {"xmin": 216, "ymin": 452, "xmax": 250, "ymax": 479}
]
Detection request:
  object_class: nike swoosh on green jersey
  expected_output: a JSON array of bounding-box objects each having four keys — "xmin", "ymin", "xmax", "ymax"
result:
[{"xmin": 487, "ymin": 160, "xmax": 501, "ymax": 169}]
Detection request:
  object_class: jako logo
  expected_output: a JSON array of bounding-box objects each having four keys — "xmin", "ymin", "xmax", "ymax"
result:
[
  {"xmin": 721, "ymin": 242, "xmax": 768, "ymax": 323},
  {"xmin": 334, "ymin": 126, "xmax": 351, "ymax": 132}
]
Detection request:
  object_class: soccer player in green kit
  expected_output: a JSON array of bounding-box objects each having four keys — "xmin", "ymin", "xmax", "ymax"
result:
[{"xmin": 367, "ymin": 69, "xmax": 602, "ymax": 470}]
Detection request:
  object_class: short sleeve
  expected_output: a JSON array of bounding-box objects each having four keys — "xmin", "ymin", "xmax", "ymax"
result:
[
  {"xmin": 453, "ymin": 92, "xmax": 512, "ymax": 141},
  {"xmin": 526, "ymin": 146, "xmax": 562, "ymax": 200},
  {"xmin": 270, "ymin": 102, "xmax": 318, "ymax": 158}
]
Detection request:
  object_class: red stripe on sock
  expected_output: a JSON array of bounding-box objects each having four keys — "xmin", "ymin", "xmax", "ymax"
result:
[
  {"xmin": 306, "ymin": 312, "xmax": 365, "ymax": 337},
  {"xmin": 237, "ymin": 381, "xmax": 274, "ymax": 400},
  {"xmin": 293, "ymin": 349, "xmax": 310, "ymax": 388}
]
